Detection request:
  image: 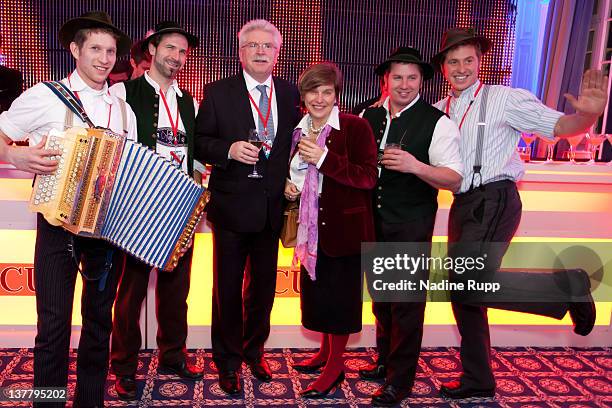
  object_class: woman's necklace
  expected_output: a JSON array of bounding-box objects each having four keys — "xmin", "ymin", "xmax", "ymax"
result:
[{"xmin": 308, "ymin": 116, "xmax": 325, "ymax": 134}]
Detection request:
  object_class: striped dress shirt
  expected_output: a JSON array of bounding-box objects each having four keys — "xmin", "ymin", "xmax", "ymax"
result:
[{"xmin": 434, "ymin": 80, "xmax": 563, "ymax": 193}]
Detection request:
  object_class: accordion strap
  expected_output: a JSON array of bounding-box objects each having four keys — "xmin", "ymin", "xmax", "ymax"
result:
[
  {"xmin": 117, "ymin": 97, "xmax": 128, "ymax": 135},
  {"xmin": 43, "ymin": 80, "xmax": 95, "ymax": 128}
]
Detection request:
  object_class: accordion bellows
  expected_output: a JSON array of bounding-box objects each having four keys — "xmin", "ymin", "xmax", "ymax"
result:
[{"xmin": 30, "ymin": 127, "xmax": 207, "ymax": 271}]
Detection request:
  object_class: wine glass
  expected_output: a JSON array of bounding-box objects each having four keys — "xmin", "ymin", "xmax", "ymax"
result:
[
  {"xmin": 247, "ymin": 129, "xmax": 263, "ymax": 179},
  {"xmin": 606, "ymin": 134, "xmax": 612, "ymax": 166},
  {"xmin": 538, "ymin": 135, "xmax": 560, "ymax": 164},
  {"xmin": 520, "ymin": 132, "xmax": 535, "ymax": 161},
  {"xmin": 585, "ymin": 133, "xmax": 605, "ymax": 165},
  {"xmin": 566, "ymin": 133, "xmax": 586, "ymax": 164}
]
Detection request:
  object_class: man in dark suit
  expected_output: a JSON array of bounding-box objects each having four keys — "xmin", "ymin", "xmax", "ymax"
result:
[
  {"xmin": 0, "ymin": 65, "xmax": 23, "ymax": 113},
  {"xmin": 195, "ymin": 19, "xmax": 301, "ymax": 395}
]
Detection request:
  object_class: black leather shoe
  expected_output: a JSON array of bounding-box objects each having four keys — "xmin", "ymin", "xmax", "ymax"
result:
[
  {"xmin": 567, "ymin": 269, "xmax": 596, "ymax": 336},
  {"xmin": 359, "ymin": 363, "xmax": 386, "ymax": 380},
  {"xmin": 114, "ymin": 375, "xmax": 137, "ymax": 401},
  {"xmin": 371, "ymin": 383, "xmax": 411, "ymax": 407},
  {"xmin": 158, "ymin": 360, "xmax": 203, "ymax": 380},
  {"xmin": 439, "ymin": 380, "xmax": 495, "ymax": 399},
  {"xmin": 300, "ymin": 371, "xmax": 345, "ymax": 398},
  {"xmin": 219, "ymin": 371, "xmax": 241, "ymax": 395},
  {"xmin": 248, "ymin": 358, "xmax": 272, "ymax": 382},
  {"xmin": 292, "ymin": 358, "xmax": 326, "ymax": 373}
]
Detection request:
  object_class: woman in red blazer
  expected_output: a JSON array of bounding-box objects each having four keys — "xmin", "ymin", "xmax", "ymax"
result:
[{"xmin": 284, "ymin": 62, "xmax": 378, "ymax": 398}]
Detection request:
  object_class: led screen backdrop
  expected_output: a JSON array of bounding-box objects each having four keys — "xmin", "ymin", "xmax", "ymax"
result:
[{"xmin": 0, "ymin": 0, "xmax": 517, "ymax": 109}]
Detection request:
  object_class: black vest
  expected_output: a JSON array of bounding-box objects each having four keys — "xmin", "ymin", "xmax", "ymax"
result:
[
  {"xmin": 363, "ymin": 98, "xmax": 444, "ymax": 223},
  {"xmin": 124, "ymin": 75, "xmax": 196, "ymax": 176}
]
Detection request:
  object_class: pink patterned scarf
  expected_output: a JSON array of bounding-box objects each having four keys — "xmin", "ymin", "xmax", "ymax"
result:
[{"xmin": 290, "ymin": 124, "xmax": 332, "ymax": 280}]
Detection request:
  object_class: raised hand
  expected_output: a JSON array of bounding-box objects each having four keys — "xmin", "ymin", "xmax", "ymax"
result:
[{"xmin": 564, "ymin": 69, "xmax": 609, "ymax": 117}]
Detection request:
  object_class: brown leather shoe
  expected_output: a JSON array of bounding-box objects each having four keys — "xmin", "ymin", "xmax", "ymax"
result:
[
  {"xmin": 219, "ymin": 370, "xmax": 241, "ymax": 395},
  {"xmin": 248, "ymin": 357, "xmax": 272, "ymax": 382},
  {"xmin": 114, "ymin": 375, "xmax": 137, "ymax": 401},
  {"xmin": 440, "ymin": 380, "xmax": 495, "ymax": 399},
  {"xmin": 359, "ymin": 363, "xmax": 386, "ymax": 380},
  {"xmin": 158, "ymin": 360, "xmax": 203, "ymax": 380},
  {"xmin": 371, "ymin": 383, "xmax": 411, "ymax": 406}
]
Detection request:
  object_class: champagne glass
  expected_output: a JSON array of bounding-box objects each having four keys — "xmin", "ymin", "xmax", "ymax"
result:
[
  {"xmin": 538, "ymin": 135, "xmax": 559, "ymax": 164},
  {"xmin": 585, "ymin": 133, "xmax": 605, "ymax": 165},
  {"xmin": 566, "ymin": 133, "xmax": 586, "ymax": 164},
  {"xmin": 247, "ymin": 129, "xmax": 263, "ymax": 179}
]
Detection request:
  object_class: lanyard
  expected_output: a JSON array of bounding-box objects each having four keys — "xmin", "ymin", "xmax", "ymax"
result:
[
  {"xmin": 67, "ymin": 72, "xmax": 112, "ymax": 128},
  {"xmin": 159, "ymin": 90, "xmax": 180, "ymax": 144},
  {"xmin": 247, "ymin": 81, "xmax": 274, "ymax": 135},
  {"xmin": 445, "ymin": 82, "xmax": 483, "ymax": 130}
]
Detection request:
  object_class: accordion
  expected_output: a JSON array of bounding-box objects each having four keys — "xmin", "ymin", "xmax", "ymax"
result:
[{"xmin": 29, "ymin": 127, "xmax": 207, "ymax": 271}]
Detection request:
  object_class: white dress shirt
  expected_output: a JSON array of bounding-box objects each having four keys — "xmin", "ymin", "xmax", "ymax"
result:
[
  {"xmin": 289, "ymin": 106, "xmax": 341, "ymax": 193},
  {"xmin": 0, "ymin": 70, "xmax": 137, "ymax": 144},
  {"xmin": 433, "ymin": 80, "xmax": 563, "ymax": 193},
  {"xmin": 243, "ymin": 71, "xmax": 278, "ymax": 137},
  {"xmin": 363, "ymin": 95, "xmax": 464, "ymax": 177}
]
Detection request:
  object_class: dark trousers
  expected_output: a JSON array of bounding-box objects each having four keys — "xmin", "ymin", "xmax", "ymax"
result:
[
  {"xmin": 210, "ymin": 221, "xmax": 279, "ymax": 373},
  {"xmin": 33, "ymin": 214, "xmax": 123, "ymax": 408},
  {"xmin": 111, "ymin": 247, "xmax": 193, "ymax": 377},
  {"xmin": 372, "ymin": 214, "xmax": 435, "ymax": 391},
  {"xmin": 448, "ymin": 181, "xmax": 568, "ymax": 389}
]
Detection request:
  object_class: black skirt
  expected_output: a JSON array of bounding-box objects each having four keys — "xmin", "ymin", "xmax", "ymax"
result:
[{"xmin": 300, "ymin": 249, "xmax": 363, "ymax": 334}]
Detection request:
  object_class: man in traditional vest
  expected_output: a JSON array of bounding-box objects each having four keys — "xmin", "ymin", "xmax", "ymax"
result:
[
  {"xmin": 0, "ymin": 11, "xmax": 137, "ymax": 408},
  {"xmin": 431, "ymin": 27, "xmax": 605, "ymax": 400},
  {"xmin": 359, "ymin": 46, "xmax": 463, "ymax": 406},
  {"xmin": 109, "ymin": 20, "xmax": 202, "ymax": 401}
]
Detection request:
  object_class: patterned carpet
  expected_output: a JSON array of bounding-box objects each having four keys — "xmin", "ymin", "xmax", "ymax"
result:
[{"xmin": 0, "ymin": 347, "xmax": 611, "ymax": 407}]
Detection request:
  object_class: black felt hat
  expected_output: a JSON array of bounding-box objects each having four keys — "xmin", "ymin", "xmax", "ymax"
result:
[
  {"xmin": 59, "ymin": 11, "xmax": 132, "ymax": 56},
  {"xmin": 141, "ymin": 20, "xmax": 199, "ymax": 51},
  {"xmin": 375, "ymin": 46, "xmax": 434, "ymax": 80}
]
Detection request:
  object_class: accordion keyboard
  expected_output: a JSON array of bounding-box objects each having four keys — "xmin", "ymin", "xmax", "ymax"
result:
[
  {"xmin": 29, "ymin": 128, "xmax": 89, "ymax": 226},
  {"xmin": 32, "ymin": 135, "xmax": 65, "ymax": 206}
]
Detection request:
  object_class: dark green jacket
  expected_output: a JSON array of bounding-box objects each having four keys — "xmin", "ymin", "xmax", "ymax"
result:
[{"xmin": 124, "ymin": 75, "xmax": 196, "ymax": 176}]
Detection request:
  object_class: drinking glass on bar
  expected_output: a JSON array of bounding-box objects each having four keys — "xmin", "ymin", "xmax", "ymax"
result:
[
  {"xmin": 585, "ymin": 133, "xmax": 605, "ymax": 165},
  {"xmin": 247, "ymin": 129, "xmax": 263, "ymax": 179},
  {"xmin": 606, "ymin": 134, "xmax": 612, "ymax": 166},
  {"xmin": 566, "ymin": 133, "xmax": 586, "ymax": 164},
  {"xmin": 520, "ymin": 132, "xmax": 535, "ymax": 160},
  {"xmin": 537, "ymin": 135, "xmax": 560, "ymax": 164}
]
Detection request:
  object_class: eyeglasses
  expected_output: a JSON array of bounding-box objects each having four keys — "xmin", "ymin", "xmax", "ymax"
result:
[{"xmin": 241, "ymin": 42, "xmax": 277, "ymax": 51}]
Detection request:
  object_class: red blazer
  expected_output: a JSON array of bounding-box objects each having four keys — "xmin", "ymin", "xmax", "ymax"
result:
[{"xmin": 315, "ymin": 113, "xmax": 378, "ymax": 257}]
